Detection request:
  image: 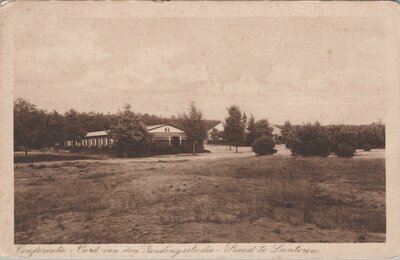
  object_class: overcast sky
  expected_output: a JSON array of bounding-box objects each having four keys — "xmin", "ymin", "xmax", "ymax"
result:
[{"xmin": 14, "ymin": 16, "xmax": 386, "ymax": 125}]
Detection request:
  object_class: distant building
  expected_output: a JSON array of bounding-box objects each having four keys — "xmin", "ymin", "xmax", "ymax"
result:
[
  {"xmin": 64, "ymin": 124, "xmax": 187, "ymax": 148},
  {"xmin": 205, "ymin": 121, "xmax": 283, "ymax": 143},
  {"xmin": 207, "ymin": 122, "xmax": 224, "ymax": 141},
  {"xmin": 271, "ymin": 125, "xmax": 283, "ymax": 142},
  {"xmin": 147, "ymin": 124, "xmax": 186, "ymax": 146}
]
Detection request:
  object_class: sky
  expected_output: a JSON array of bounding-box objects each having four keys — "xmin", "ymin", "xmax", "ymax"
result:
[{"xmin": 14, "ymin": 16, "xmax": 386, "ymax": 125}]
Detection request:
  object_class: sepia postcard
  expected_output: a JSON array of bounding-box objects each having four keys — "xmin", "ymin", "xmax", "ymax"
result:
[{"xmin": 0, "ymin": 0, "xmax": 399, "ymax": 258}]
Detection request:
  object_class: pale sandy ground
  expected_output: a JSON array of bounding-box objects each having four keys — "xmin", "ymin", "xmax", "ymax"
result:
[
  {"xmin": 14, "ymin": 150, "xmax": 385, "ymax": 244},
  {"xmin": 15, "ymin": 144, "xmax": 384, "ymax": 165}
]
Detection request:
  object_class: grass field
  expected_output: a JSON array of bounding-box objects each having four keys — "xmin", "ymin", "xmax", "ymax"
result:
[{"xmin": 14, "ymin": 155, "xmax": 385, "ymax": 243}]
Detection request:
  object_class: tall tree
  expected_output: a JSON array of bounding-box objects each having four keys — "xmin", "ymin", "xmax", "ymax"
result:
[
  {"xmin": 281, "ymin": 120, "xmax": 296, "ymax": 148},
  {"xmin": 246, "ymin": 114, "xmax": 257, "ymax": 145},
  {"xmin": 110, "ymin": 104, "xmax": 153, "ymax": 157},
  {"xmin": 254, "ymin": 119, "xmax": 273, "ymax": 138},
  {"xmin": 224, "ymin": 105, "xmax": 245, "ymax": 152},
  {"xmin": 179, "ymin": 102, "xmax": 207, "ymax": 154},
  {"xmin": 64, "ymin": 109, "xmax": 87, "ymax": 146},
  {"xmin": 14, "ymin": 98, "xmax": 42, "ymax": 156},
  {"xmin": 46, "ymin": 111, "xmax": 66, "ymax": 150}
]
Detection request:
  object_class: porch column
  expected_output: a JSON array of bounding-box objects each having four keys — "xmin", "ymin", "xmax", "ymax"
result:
[
  {"xmin": 168, "ymin": 136, "xmax": 171, "ymax": 146},
  {"xmin": 179, "ymin": 136, "xmax": 182, "ymax": 146}
]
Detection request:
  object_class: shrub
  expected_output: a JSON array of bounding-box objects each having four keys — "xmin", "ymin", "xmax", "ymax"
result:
[
  {"xmin": 363, "ymin": 143, "xmax": 371, "ymax": 152},
  {"xmin": 326, "ymin": 125, "xmax": 359, "ymax": 153},
  {"xmin": 180, "ymin": 141, "xmax": 204, "ymax": 153},
  {"xmin": 251, "ymin": 136, "xmax": 277, "ymax": 155},
  {"xmin": 290, "ymin": 122, "xmax": 331, "ymax": 157},
  {"xmin": 335, "ymin": 143, "xmax": 355, "ymax": 158},
  {"xmin": 150, "ymin": 142, "xmax": 177, "ymax": 155}
]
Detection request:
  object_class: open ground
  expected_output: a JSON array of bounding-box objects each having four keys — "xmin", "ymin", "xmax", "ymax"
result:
[{"xmin": 14, "ymin": 145, "xmax": 385, "ymax": 243}]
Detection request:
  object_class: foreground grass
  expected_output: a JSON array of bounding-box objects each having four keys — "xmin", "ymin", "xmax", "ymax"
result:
[
  {"xmin": 14, "ymin": 153, "xmax": 99, "ymax": 164},
  {"xmin": 14, "ymin": 156, "xmax": 385, "ymax": 243}
]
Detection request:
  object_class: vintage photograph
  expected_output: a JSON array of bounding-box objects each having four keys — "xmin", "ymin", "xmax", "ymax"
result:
[{"xmin": 13, "ymin": 9, "xmax": 387, "ymax": 244}]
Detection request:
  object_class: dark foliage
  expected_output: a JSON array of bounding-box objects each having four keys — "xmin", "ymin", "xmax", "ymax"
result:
[
  {"xmin": 326, "ymin": 123, "xmax": 385, "ymax": 151},
  {"xmin": 335, "ymin": 143, "xmax": 355, "ymax": 158},
  {"xmin": 290, "ymin": 122, "xmax": 331, "ymax": 157},
  {"xmin": 224, "ymin": 106, "xmax": 246, "ymax": 151},
  {"xmin": 363, "ymin": 143, "xmax": 371, "ymax": 152},
  {"xmin": 150, "ymin": 142, "xmax": 179, "ymax": 155},
  {"xmin": 178, "ymin": 102, "xmax": 207, "ymax": 154},
  {"xmin": 251, "ymin": 136, "xmax": 277, "ymax": 155}
]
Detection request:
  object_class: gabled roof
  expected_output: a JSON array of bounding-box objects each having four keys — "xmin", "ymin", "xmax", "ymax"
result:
[
  {"xmin": 146, "ymin": 124, "xmax": 184, "ymax": 132},
  {"xmin": 205, "ymin": 120, "xmax": 223, "ymax": 131},
  {"xmin": 146, "ymin": 124, "xmax": 166, "ymax": 131},
  {"xmin": 271, "ymin": 125, "xmax": 282, "ymax": 135}
]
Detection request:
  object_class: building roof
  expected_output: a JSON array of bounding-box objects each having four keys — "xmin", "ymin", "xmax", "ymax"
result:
[
  {"xmin": 146, "ymin": 124, "xmax": 184, "ymax": 131},
  {"xmin": 146, "ymin": 124, "xmax": 166, "ymax": 131},
  {"xmin": 85, "ymin": 130, "xmax": 109, "ymax": 137},
  {"xmin": 205, "ymin": 121, "xmax": 223, "ymax": 131},
  {"xmin": 82, "ymin": 123, "xmax": 281, "ymax": 137},
  {"xmin": 271, "ymin": 125, "xmax": 282, "ymax": 135},
  {"xmin": 83, "ymin": 124, "xmax": 185, "ymax": 138}
]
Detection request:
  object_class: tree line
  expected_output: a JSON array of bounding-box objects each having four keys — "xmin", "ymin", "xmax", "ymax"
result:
[
  {"xmin": 15, "ymin": 98, "xmax": 385, "ymax": 158},
  {"xmin": 212, "ymin": 106, "xmax": 385, "ymax": 157},
  {"xmin": 281, "ymin": 121, "xmax": 385, "ymax": 157},
  {"xmin": 14, "ymin": 98, "xmax": 212, "ymax": 156}
]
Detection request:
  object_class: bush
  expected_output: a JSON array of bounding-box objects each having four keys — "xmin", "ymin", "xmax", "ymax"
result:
[
  {"xmin": 363, "ymin": 143, "xmax": 371, "ymax": 152},
  {"xmin": 290, "ymin": 123, "xmax": 331, "ymax": 157},
  {"xmin": 251, "ymin": 136, "xmax": 277, "ymax": 155},
  {"xmin": 335, "ymin": 144, "xmax": 355, "ymax": 158},
  {"xmin": 150, "ymin": 142, "xmax": 178, "ymax": 155}
]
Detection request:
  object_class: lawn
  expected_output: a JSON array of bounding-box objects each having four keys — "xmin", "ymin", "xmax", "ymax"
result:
[{"xmin": 14, "ymin": 155, "xmax": 385, "ymax": 243}]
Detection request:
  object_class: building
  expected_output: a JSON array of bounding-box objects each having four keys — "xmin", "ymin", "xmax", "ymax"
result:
[
  {"xmin": 207, "ymin": 121, "xmax": 224, "ymax": 141},
  {"xmin": 205, "ymin": 121, "xmax": 283, "ymax": 143},
  {"xmin": 146, "ymin": 124, "xmax": 186, "ymax": 146},
  {"xmin": 271, "ymin": 125, "xmax": 283, "ymax": 142},
  {"xmin": 64, "ymin": 124, "xmax": 187, "ymax": 148}
]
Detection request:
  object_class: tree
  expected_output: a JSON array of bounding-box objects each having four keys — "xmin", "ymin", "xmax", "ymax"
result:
[
  {"xmin": 110, "ymin": 104, "xmax": 153, "ymax": 157},
  {"xmin": 179, "ymin": 102, "xmax": 207, "ymax": 154},
  {"xmin": 223, "ymin": 105, "xmax": 245, "ymax": 152},
  {"xmin": 64, "ymin": 109, "xmax": 87, "ymax": 147},
  {"xmin": 46, "ymin": 111, "xmax": 66, "ymax": 150},
  {"xmin": 290, "ymin": 122, "xmax": 331, "ymax": 157},
  {"xmin": 281, "ymin": 120, "xmax": 296, "ymax": 148},
  {"xmin": 254, "ymin": 119, "xmax": 273, "ymax": 138},
  {"xmin": 335, "ymin": 143, "xmax": 355, "ymax": 158},
  {"xmin": 359, "ymin": 122, "xmax": 385, "ymax": 149},
  {"xmin": 329, "ymin": 125, "xmax": 359, "ymax": 153},
  {"xmin": 246, "ymin": 114, "xmax": 257, "ymax": 145},
  {"xmin": 246, "ymin": 116, "xmax": 273, "ymax": 146},
  {"xmin": 14, "ymin": 98, "xmax": 42, "ymax": 156}
]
